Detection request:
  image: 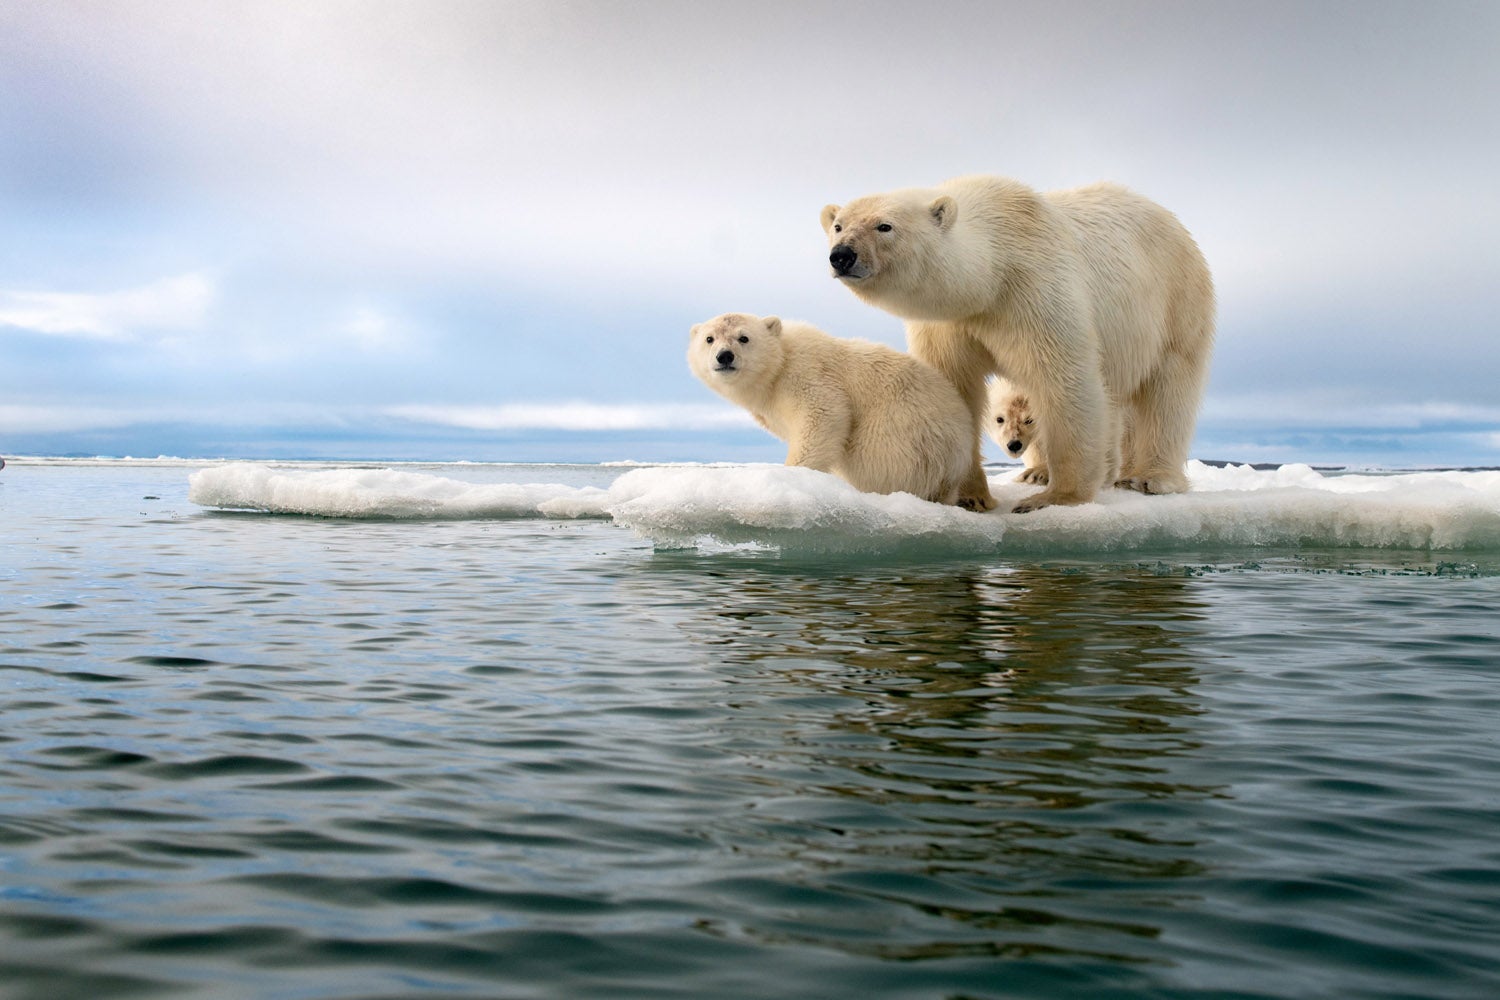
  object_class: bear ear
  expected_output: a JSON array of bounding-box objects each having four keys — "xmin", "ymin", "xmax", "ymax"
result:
[
  {"xmin": 929, "ymin": 195, "xmax": 956, "ymax": 231},
  {"xmin": 763, "ymin": 316, "xmax": 783, "ymax": 336},
  {"xmin": 819, "ymin": 205, "xmax": 840, "ymax": 234}
]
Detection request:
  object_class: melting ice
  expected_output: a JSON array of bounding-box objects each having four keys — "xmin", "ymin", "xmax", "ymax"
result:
[{"xmin": 188, "ymin": 461, "xmax": 1500, "ymax": 556}]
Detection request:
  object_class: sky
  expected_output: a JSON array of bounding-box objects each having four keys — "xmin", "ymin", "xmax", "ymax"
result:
[{"xmin": 2, "ymin": 0, "xmax": 1497, "ymax": 466}]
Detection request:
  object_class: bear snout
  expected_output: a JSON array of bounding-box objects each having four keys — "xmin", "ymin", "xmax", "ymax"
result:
[
  {"xmin": 715, "ymin": 349, "xmax": 736, "ymax": 369},
  {"xmin": 1007, "ymin": 439, "xmax": 1024, "ymax": 455},
  {"xmin": 829, "ymin": 244, "xmax": 859, "ymax": 276}
]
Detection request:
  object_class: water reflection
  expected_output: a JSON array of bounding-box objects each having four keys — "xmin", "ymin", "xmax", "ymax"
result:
[
  {"xmin": 661, "ymin": 561, "xmax": 1212, "ymax": 757},
  {"xmin": 640, "ymin": 558, "xmax": 1223, "ymax": 961}
]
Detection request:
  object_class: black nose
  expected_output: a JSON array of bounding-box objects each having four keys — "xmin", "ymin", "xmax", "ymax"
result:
[
  {"xmin": 1007, "ymin": 440, "xmax": 1023, "ymax": 454},
  {"xmin": 716, "ymin": 349, "xmax": 735, "ymax": 367},
  {"xmin": 829, "ymin": 244, "xmax": 857, "ymax": 274}
]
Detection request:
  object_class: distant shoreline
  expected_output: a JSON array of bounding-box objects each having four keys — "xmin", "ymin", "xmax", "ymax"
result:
[{"xmin": 2, "ymin": 454, "xmax": 1498, "ymax": 475}]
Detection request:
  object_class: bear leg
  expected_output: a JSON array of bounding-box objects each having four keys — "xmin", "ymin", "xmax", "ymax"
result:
[
  {"xmin": 906, "ymin": 322, "xmax": 998, "ymax": 512},
  {"xmin": 1009, "ymin": 370, "xmax": 1108, "ymax": 513},
  {"xmin": 1117, "ymin": 345, "xmax": 1206, "ymax": 495},
  {"xmin": 956, "ymin": 459, "xmax": 998, "ymax": 511}
]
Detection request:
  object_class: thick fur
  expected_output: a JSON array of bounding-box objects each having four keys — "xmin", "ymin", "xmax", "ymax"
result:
[
  {"xmin": 822, "ymin": 176, "xmax": 1215, "ymax": 512},
  {"xmin": 687, "ymin": 312, "xmax": 972, "ymax": 504},
  {"xmin": 986, "ymin": 377, "xmax": 1122, "ymax": 487}
]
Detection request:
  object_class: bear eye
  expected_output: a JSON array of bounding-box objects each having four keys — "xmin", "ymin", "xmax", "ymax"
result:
[
  {"xmin": 876, "ymin": 223, "xmax": 893, "ymax": 233},
  {"xmin": 1024, "ymin": 417, "xmax": 1034, "ymax": 425},
  {"xmin": 737, "ymin": 335, "xmax": 749, "ymax": 344},
  {"xmin": 705, "ymin": 335, "xmax": 714, "ymax": 344},
  {"xmin": 996, "ymin": 416, "xmax": 1005, "ymax": 424},
  {"xmin": 832, "ymin": 223, "xmax": 842, "ymax": 233}
]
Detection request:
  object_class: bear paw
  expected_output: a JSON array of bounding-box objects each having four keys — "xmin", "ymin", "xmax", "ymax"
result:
[
  {"xmin": 1116, "ymin": 474, "xmax": 1188, "ymax": 496},
  {"xmin": 1009, "ymin": 487, "xmax": 1091, "ymax": 513},
  {"xmin": 957, "ymin": 493, "xmax": 998, "ymax": 512},
  {"xmin": 1017, "ymin": 467, "xmax": 1049, "ymax": 485},
  {"xmin": 1009, "ymin": 493, "xmax": 1051, "ymax": 514}
]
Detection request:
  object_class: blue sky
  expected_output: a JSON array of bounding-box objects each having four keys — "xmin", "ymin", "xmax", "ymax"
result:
[{"xmin": 2, "ymin": 0, "xmax": 1497, "ymax": 466}]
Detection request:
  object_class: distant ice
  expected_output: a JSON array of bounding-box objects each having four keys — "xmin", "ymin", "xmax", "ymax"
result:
[{"xmin": 188, "ymin": 461, "xmax": 1500, "ymax": 555}]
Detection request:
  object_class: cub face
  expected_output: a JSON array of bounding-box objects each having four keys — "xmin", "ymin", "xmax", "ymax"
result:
[
  {"xmin": 986, "ymin": 381, "xmax": 1037, "ymax": 458},
  {"xmin": 687, "ymin": 312, "xmax": 785, "ymax": 393}
]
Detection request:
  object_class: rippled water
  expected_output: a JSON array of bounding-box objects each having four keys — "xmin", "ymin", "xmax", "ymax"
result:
[{"xmin": 4, "ymin": 462, "xmax": 1500, "ymax": 999}]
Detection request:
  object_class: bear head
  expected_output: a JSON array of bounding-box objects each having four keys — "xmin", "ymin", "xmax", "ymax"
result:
[
  {"xmin": 687, "ymin": 313, "xmax": 786, "ymax": 403},
  {"xmin": 986, "ymin": 379, "xmax": 1036, "ymax": 458},
  {"xmin": 820, "ymin": 189, "xmax": 957, "ymax": 309}
]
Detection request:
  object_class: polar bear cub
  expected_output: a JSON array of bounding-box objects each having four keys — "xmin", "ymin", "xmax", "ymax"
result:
[
  {"xmin": 688, "ymin": 313, "xmax": 972, "ymax": 505},
  {"xmin": 986, "ymin": 378, "xmax": 1045, "ymax": 484},
  {"xmin": 986, "ymin": 377, "xmax": 1123, "ymax": 488}
]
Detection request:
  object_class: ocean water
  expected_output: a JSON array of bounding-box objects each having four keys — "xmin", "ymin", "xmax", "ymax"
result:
[{"xmin": 3, "ymin": 458, "xmax": 1500, "ymax": 999}]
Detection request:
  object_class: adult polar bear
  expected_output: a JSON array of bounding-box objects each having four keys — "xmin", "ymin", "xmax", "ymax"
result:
[{"xmin": 822, "ymin": 176, "xmax": 1214, "ymax": 513}]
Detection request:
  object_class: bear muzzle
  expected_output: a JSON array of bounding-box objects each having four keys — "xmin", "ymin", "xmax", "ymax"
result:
[
  {"xmin": 1007, "ymin": 439, "xmax": 1024, "ymax": 455},
  {"xmin": 714, "ymin": 349, "xmax": 737, "ymax": 371},
  {"xmin": 829, "ymin": 244, "xmax": 867, "ymax": 280}
]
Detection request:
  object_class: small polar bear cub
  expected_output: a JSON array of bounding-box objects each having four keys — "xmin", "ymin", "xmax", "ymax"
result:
[
  {"xmin": 986, "ymin": 377, "xmax": 1123, "ymax": 488},
  {"xmin": 688, "ymin": 312, "xmax": 973, "ymax": 505},
  {"xmin": 986, "ymin": 378, "xmax": 1045, "ymax": 485}
]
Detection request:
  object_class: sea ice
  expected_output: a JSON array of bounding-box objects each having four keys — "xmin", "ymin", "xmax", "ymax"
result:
[{"xmin": 187, "ymin": 461, "xmax": 1500, "ymax": 555}]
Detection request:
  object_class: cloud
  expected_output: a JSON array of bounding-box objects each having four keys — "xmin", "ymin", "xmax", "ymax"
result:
[
  {"xmin": 0, "ymin": 404, "xmax": 141, "ymax": 433},
  {"xmin": 0, "ymin": 273, "xmax": 214, "ymax": 340},
  {"xmin": 0, "ymin": 400, "xmax": 350, "ymax": 434},
  {"xmin": 1202, "ymin": 394, "xmax": 1500, "ymax": 430},
  {"xmin": 339, "ymin": 306, "xmax": 405, "ymax": 352},
  {"xmin": 385, "ymin": 402, "xmax": 755, "ymax": 432}
]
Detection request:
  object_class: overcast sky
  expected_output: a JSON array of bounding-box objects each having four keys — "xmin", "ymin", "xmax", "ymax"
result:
[{"xmin": 2, "ymin": 0, "xmax": 1497, "ymax": 465}]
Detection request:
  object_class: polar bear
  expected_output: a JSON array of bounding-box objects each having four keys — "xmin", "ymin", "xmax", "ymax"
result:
[
  {"xmin": 986, "ymin": 377, "xmax": 1122, "ymax": 488},
  {"xmin": 822, "ymin": 176, "xmax": 1214, "ymax": 512},
  {"xmin": 687, "ymin": 312, "xmax": 972, "ymax": 504},
  {"xmin": 986, "ymin": 378, "xmax": 1045, "ymax": 484}
]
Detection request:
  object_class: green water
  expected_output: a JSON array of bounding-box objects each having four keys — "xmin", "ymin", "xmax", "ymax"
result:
[{"xmin": 1, "ymin": 464, "xmax": 1498, "ymax": 999}]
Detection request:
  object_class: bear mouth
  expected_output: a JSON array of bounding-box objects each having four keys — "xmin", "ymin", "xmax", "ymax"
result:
[
  {"xmin": 713, "ymin": 363, "xmax": 737, "ymax": 373},
  {"xmin": 832, "ymin": 264, "xmax": 873, "ymax": 283}
]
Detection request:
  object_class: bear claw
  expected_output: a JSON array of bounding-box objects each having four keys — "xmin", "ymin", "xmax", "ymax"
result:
[{"xmin": 1116, "ymin": 476, "xmax": 1187, "ymax": 495}]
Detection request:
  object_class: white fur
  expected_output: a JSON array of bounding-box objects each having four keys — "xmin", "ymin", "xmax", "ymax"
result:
[
  {"xmin": 823, "ymin": 176, "xmax": 1215, "ymax": 513},
  {"xmin": 687, "ymin": 313, "xmax": 972, "ymax": 504}
]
